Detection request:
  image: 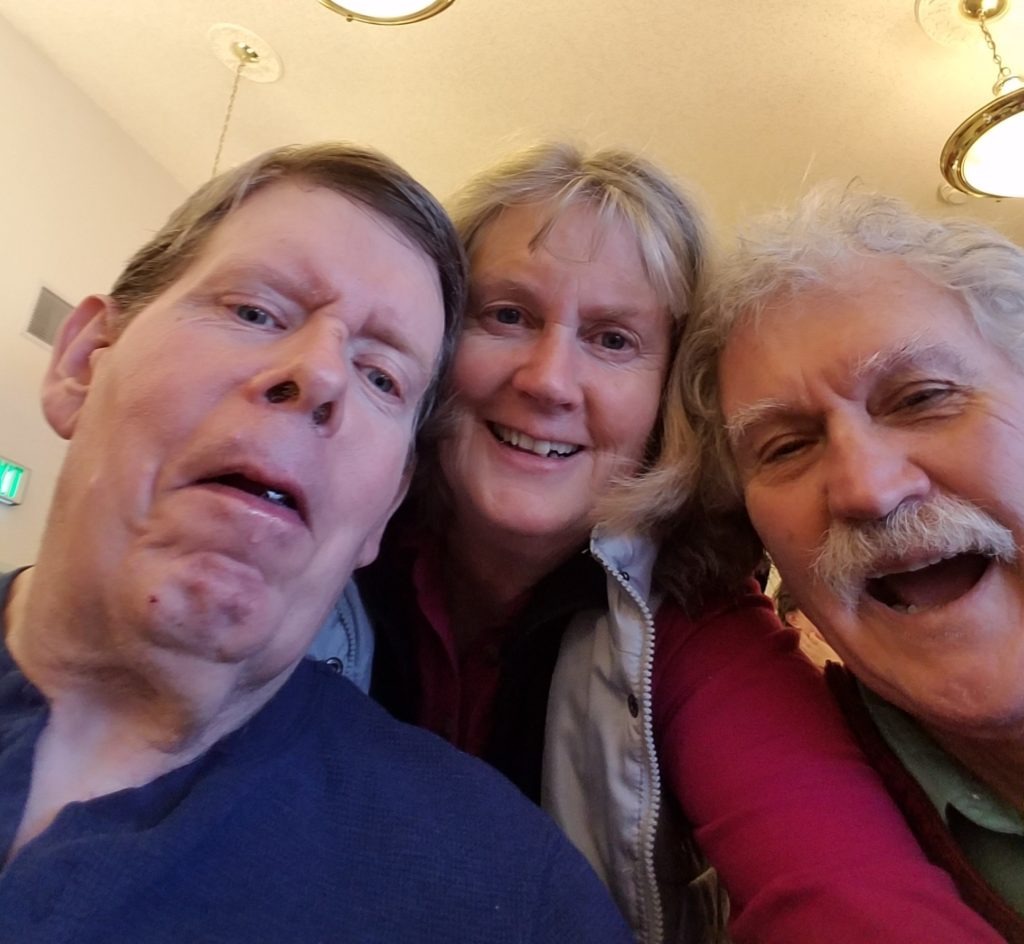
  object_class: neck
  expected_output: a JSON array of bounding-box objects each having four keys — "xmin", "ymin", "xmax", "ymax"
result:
[
  {"xmin": 926, "ymin": 724, "xmax": 1024, "ymax": 813},
  {"xmin": 3, "ymin": 567, "xmax": 292, "ymax": 851},
  {"xmin": 441, "ymin": 517, "xmax": 585, "ymax": 654}
]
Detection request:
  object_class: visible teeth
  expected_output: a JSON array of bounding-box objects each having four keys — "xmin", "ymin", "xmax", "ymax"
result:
[
  {"xmin": 869, "ymin": 554, "xmax": 951, "ymax": 580},
  {"xmin": 203, "ymin": 473, "xmax": 299, "ymax": 515},
  {"xmin": 890, "ymin": 603, "xmax": 921, "ymax": 614},
  {"xmin": 904, "ymin": 556, "xmax": 946, "ymax": 573},
  {"xmin": 491, "ymin": 424, "xmax": 580, "ymax": 458},
  {"xmin": 263, "ymin": 488, "xmax": 293, "ymax": 508}
]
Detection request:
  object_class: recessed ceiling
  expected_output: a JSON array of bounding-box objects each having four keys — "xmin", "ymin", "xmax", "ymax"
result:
[{"xmin": 1, "ymin": 0, "xmax": 1022, "ymax": 242}]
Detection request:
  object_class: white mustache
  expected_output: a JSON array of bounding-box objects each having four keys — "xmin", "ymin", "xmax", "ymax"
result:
[{"xmin": 813, "ymin": 495, "xmax": 1018, "ymax": 605}]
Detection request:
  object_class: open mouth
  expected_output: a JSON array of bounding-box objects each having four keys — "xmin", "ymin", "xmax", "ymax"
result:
[
  {"xmin": 488, "ymin": 422, "xmax": 582, "ymax": 459},
  {"xmin": 865, "ymin": 552, "xmax": 991, "ymax": 614},
  {"xmin": 197, "ymin": 472, "xmax": 305, "ymax": 523}
]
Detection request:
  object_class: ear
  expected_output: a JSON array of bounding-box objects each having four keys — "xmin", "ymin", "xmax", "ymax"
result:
[
  {"xmin": 354, "ymin": 463, "xmax": 413, "ymax": 569},
  {"xmin": 41, "ymin": 295, "xmax": 119, "ymax": 439}
]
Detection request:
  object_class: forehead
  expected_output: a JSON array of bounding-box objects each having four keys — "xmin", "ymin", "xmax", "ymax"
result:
[
  {"xmin": 201, "ymin": 181, "xmax": 431, "ymax": 285},
  {"xmin": 468, "ymin": 201, "xmax": 670, "ymax": 328},
  {"xmin": 719, "ymin": 261, "xmax": 983, "ymax": 417},
  {"xmin": 471, "ymin": 200, "xmax": 645, "ymax": 275},
  {"xmin": 178, "ymin": 180, "xmax": 445, "ymax": 358}
]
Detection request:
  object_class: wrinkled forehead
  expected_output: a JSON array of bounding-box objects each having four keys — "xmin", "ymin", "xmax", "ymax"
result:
[
  {"xmin": 720, "ymin": 260, "xmax": 934, "ymax": 358},
  {"xmin": 718, "ymin": 274, "xmax": 990, "ymax": 432}
]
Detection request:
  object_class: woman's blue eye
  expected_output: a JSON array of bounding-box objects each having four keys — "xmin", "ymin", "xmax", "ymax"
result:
[
  {"xmin": 599, "ymin": 331, "xmax": 628, "ymax": 351},
  {"xmin": 235, "ymin": 304, "xmax": 275, "ymax": 327}
]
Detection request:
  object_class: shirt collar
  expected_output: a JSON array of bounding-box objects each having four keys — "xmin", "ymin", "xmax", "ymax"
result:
[{"xmin": 862, "ymin": 684, "xmax": 1024, "ymax": 837}]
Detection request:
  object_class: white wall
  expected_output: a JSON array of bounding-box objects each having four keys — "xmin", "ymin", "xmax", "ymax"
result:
[{"xmin": 0, "ymin": 16, "xmax": 185, "ymax": 569}]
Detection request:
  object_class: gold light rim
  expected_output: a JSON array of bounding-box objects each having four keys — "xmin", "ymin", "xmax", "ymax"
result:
[
  {"xmin": 318, "ymin": 0, "xmax": 455, "ymax": 25},
  {"xmin": 960, "ymin": 0, "xmax": 1009, "ymax": 20},
  {"xmin": 940, "ymin": 86, "xmax": 1024, "ymax": 197}
]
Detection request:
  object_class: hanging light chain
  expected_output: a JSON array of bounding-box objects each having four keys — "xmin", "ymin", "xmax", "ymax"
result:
[
  {"xmin": 211, "ymin": 43, "xmax": 259, "ymax": 178},
  {"xmin": 977, "ymin": 7, "xmax": 1015, "ymax": 88}
]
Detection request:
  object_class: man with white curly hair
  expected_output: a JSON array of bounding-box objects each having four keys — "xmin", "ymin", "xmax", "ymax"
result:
[{"xmin": 680, "ymin": 187, "xmax": 1024, "ymax": 939}]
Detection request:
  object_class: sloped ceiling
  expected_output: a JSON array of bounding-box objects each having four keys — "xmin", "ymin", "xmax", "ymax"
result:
[{"xmin": 2, "ymin": 0, "xmax": 1023, "ymax": 242}]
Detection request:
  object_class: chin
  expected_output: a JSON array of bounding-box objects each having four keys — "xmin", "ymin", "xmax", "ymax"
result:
[
  {"xmin": 880, "ymin": 667, "xmax": 1024, "ymax": 741},
  {"xmin": 931, "ymin": 683, "xmax": 1024, "ymax": 738},
  {"xmin": 499, "ymin": 510, "xmax": 589, "ymax": 544},
  {"xmin": 130, "ymin": 553, "xmax": 280, "ymax": 662}
]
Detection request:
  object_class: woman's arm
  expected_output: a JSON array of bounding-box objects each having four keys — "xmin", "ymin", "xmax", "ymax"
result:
[{"xmin": 654, "ymin": 584, "xmax": 1005, "ymax": 943}]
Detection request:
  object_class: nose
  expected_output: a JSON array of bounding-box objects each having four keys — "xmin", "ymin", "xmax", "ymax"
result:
[
  {"xmin": 250, "ymin": 320, "xmax": 348, "ymax": 436},
  {"xmin": 511, "ymin": 325, "xmax": 582, "ymax": 410},
  {"xmin": 823, "ymin": 425, "xmax": 930, "ymax": 522}
]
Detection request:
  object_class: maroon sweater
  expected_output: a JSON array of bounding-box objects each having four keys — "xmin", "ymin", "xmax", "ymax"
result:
[{"xmin": 827, "ymin": 664, "xmax": 1024, "ymax": 943}]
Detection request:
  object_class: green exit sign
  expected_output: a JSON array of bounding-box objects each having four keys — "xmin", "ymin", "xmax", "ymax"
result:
[{"xmin": 0, "ymin": 457, "xmax": 28, "ymax": 505}]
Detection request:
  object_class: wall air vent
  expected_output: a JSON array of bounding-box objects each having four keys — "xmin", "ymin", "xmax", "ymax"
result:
[{"xmin": 26, "ymin": 286, "xmax": 72, "ymax": 346}]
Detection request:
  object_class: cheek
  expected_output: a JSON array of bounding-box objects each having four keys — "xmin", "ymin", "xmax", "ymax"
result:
[
  {"xmin": 82, "ymin": 365, "xmax": 188, "ymax": 472},
  {"xmin": 596, "ymin": 377, "xmax": 662, "ymax": 461},
  {"xmin": 966, "ymin": 436, "xmax": 1024, "ymax": 535},
  {"xmin": 103, "ymin": 335, "xmax": 215, "ymax": 442},
  {"xmin": 437, "ymin": 410, "xmax": 477, "ymax": 495},
  {"xmin": 448, "ymin": 336, "xmax": 499, "ymax": 405},
  {"xmin": 351, "ymin": 425, "xmax": 410, "ymax": 493},
  {"xmin": 318, "ymin": 440, "xmax": 409, "ymax": 549},
  {"xmin": 746, "ymin": 488, "xmax": 808, "ymax": 568}
]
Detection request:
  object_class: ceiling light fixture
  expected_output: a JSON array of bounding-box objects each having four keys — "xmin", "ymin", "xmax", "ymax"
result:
[
  {"xmin": 207, "ymin": 25, "xmax": 282, "ymax": 177},
  {"xmin": 318, "ymin": 0, "xmax": 455, "ymax": 25},
  {"xmin": 938, "ymin": 0, "xmax": 1024, "ymax": 197}
]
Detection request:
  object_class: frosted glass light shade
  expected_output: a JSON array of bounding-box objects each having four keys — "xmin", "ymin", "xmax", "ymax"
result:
[{"xmin": 941, "ymin": 86, "xmax": 1024, "ymax": 198}]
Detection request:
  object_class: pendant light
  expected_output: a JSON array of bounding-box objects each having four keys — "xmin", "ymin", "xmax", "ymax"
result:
[
  {"xmin": 319, "ymin": 1, "xmax": 455, "ymax": 26},
  {"xmin": 938, "ymin": 0, "xmax": 1024, "ymax": 198}
]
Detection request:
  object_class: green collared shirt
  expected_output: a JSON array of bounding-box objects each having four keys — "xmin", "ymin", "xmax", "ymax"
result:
[{"xmin": 864, "ymin": 686, "xmax": 1024, "ymax": 914}]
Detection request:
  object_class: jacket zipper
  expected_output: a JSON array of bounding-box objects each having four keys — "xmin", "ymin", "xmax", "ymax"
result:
[
  {"xmin": 591, "ymin": 545, "xmax": 664, "ymax": 944},
  {"xmin": 336, "ymin": 596, "xmax": 357, "ymax": 674}
]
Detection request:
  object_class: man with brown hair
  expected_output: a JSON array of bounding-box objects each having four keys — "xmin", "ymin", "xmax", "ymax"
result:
[{"xmin": 0, "ymin": 143, "xmax": 631, "ymax": 944}]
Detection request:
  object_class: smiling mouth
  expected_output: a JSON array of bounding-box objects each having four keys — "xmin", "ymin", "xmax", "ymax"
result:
[
  {"xmin": 865, "ymin": 553, "xmax": 991, "ymax": 614},
  {"xmin": 198, "ymin": 473, "xmax": 304, "ymax": 522},
  {"xmin": 488, "ymin": 422, "xmax": 582, "ymax": 459}
]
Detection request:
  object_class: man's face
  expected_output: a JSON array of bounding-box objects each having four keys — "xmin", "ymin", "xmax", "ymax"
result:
[
  {"xmin": 718, "ymin": 258, "xmax": 1024, "ymax": 738},
  {"xmin": 44, "ymin": 180, "xmax": 444, "ymax": 681}
]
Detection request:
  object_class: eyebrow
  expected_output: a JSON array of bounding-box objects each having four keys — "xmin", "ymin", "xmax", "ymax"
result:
[
  {"xmin": 471, "ymin": 275, "xmax": 658, "ymax": 323},
  {"xmin": 204, "ymin": 260, "xmax": 438, "ymax": 371},
  {"xmin": 851, "ymin": 338, "xmax": 976, "ymax": 385},
  {"xmin": 725, "ymin": 399, "xmax": 794, "ymax": 451},
  {"xmin": 725, "ymin": 338, "xmax": 976, "ymax": 451},
  {"xmin": 470, "ymin": 275, "xmax": 535, "ymax": 301},
  {"xmin": 201, "ymin": 260, "xmax": 336, "ymax": 304}
]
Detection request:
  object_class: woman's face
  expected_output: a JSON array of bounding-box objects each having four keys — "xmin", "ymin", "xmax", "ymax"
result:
[{"xmin": 438, "ymin": 200, "xmax": 672, "ymax": 554}]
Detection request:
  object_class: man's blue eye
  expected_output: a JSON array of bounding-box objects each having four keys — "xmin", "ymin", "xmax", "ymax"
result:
[
  {"xmin": 368, "ymin": 369, "xmax": 396, "ymax": 395},
  {"xmin": 235, "ymin": 304, "xmax": 275, "ymax": 327}
]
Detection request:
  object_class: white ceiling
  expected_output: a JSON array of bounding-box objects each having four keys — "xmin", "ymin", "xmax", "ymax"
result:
[{"xmin": 2, "ymin": 0, "xmax": 1023, "ymax": 242}]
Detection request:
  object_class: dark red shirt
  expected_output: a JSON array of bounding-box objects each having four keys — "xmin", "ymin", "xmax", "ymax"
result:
[{"xmin": 409, "ymin": 539, "xmax": 510, "ymax": 754}]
